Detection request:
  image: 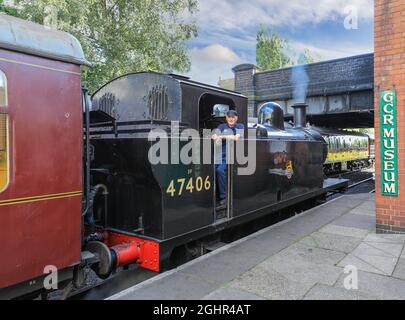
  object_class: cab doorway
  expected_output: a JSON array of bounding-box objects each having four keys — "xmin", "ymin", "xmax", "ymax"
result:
[{"xmin": 197, "ymin": 93, "xmax": 237, "ymax": 222}]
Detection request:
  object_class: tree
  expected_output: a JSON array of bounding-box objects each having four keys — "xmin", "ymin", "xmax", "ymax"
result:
[
  {"xmin": 256, "ymin": 25, "xmax": 292, "ymax": 71},
  {"xmin": 300, "ymin": 48, "xmax": 320, "ymax": 64},
  {"xmin": 0, "ymin": 0, "xmax": 20, "ymax": 16},
  {"xmin": 1, "ymin": 0, "xmax": 198, "ymax": 93},
  {"xmin": 256, "ymin": 26, "xmax": 321, "ymax": 71}
]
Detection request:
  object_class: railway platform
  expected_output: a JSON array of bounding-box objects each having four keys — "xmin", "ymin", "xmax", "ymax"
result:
[{"xmin": 107, "ymin": 193, "xmax": 405, "ymax": 300}]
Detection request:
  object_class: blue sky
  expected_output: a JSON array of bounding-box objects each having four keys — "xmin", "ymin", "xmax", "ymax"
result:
[{"xmin": 185, "ymin": 0, "xmax": 374, "ymax": 85}]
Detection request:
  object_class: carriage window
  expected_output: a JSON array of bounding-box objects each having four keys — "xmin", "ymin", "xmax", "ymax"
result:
[
  {"xmin": 0, "ymin": 70, "xmax": 8, "ymax": 191},
  {"xmin": 0, "ymin": 71, "xmax": 6, "ymax": 106}
]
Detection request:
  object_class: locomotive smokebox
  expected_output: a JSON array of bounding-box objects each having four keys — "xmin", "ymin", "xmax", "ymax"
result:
[{"xmin": 292, "ymin": 103, "xmax": 308, "ymax": 128}]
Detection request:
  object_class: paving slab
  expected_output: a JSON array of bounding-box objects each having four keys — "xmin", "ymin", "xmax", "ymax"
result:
[
  {"xmin": 270, "ymin": 242, "xmax": 345, "ymax": 266},
  {"xmin": 337, "ymin": 243, "xmax": 400, "ymax": 276},
  {"xmin": 298, "ymin": 231, "xmax": 363, "ymax": 253},
  {"xmin": 259, "ymin": 214, "xmax": 336, "ymax": 240},
  {"xmin": 202, "ymin": 287, "xmax": 266, "ymax": 300},
  {"xmin": 364, "ymin": 233, "xmax": 405, "ymax": 244},
  {"xmin": 330, "ymin": 195, "xmax": 371, "ymax": 208},
  {"xmin": 112, "ymin": 271, "xmax": 219, "ymax": 300},
  {"xmin": 179, "ymin": 244, "xmax": 273, "ymax": 284},
  {"xmin": 318, "ymin": 224, "xmax": 370, "ymax": 239},
  {"xmin": 350, "ymin": 194, "xmax": 375, "ymax": 201},
  {"xmin": 338, "ymin": 254, "xmax": 388, "ymax": 275},
  {"xmin": 355, "ymin": 242, "xmax": 401, "ymax": 257},
  {"xmin": 358, "ymin": 199, "xmax": 376, "ymax": 208},
  {"xmin": 225, "ymin": 235, "xmax": 293, "ymax": 259},
  {"xmin": 331, "ymin": 213, "xmax": 375, "ymax": 230},
  {"xmin": 298, "ymin": 235, "xmax": 318, "ymax": 248},
  {"xmin": 362, "ymin": 241, "xmax": 404, "ymax": 257},
  {"xmin": 229, "ymin": 265, "xmax": 312, "ymax": 300},
  {"xmin": 334, "ymin": 270, "xmax": 405, "ymax": 300},
  {"xmin": 393, "ymin": 258, "xmax": 405, "ymax": 280},
  {"xmin": 303, "ymin": 284, "xmax": 378, "ymax": 300},
  {"xmin": 349, "ymin": 242, "xmax": 399, "ymax": 275},
  {"xmin": 259, "ymin": 243, "xmax": 345, "ymax": 286},
  {"xmin": 349, "ymin": 205, "xmax": 375, "ymax": 216}
]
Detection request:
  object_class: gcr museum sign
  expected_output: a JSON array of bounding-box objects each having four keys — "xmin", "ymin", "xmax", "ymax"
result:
[{"xmin": 380, "ymin": 89, "xmax": 398, "ymax": 196}]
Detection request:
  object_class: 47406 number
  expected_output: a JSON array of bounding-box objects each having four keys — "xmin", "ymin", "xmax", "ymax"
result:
[{"xmin": 166, "ymin": 176, "xmax": 211, "ymax": 197}]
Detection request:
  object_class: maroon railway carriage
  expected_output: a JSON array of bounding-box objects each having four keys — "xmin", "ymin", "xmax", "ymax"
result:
[
  {"xmin": 0, "ymin": 15, "xmax": 160, "ymax": 299},
  {"xmin": 0, "ymin": 14, "xmax": 89, "ymax": 298}
]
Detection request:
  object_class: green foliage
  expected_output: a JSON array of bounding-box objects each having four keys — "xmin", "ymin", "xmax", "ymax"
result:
[
  {"xmin": 300, "ymin": 48, "xmax": 321, "ymax": 64},
  {"xmin": 256, "ymin": 25, "xmax": 291, "ymax": 70},
  {"xmin": 0, "ymin": 0, "xmax": 20, "ymax": 16},
  {"xmin": 256, "ymin": 25, "xmax": 320, "ymax": 71},
  {"xmin": 1, "ymin": 0, "xmax": 198, "ymax": 93}
]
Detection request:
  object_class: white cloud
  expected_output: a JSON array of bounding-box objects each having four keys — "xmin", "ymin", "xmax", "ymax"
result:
[
  {"xmin": 190, "ymin": 44, "xmax": 243, "ymax": 64},
  {"xmin": 186, "ymin": 44, "xmax": 243, "ymax": 85},
  {"xmin": 288, "ymin": 40, "xmax": 373, "ymax": 61},
  {"xmin": 194, "ymin": 0, "xmax": 374, "ymax": 32}
]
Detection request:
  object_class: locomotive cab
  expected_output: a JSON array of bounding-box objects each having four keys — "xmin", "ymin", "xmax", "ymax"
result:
[{"xmin": 198, "ymin": 94, "xmax": 238, "ymax": 134}]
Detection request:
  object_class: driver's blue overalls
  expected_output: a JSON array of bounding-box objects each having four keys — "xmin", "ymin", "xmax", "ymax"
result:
[{"xmin": 215, "ymin": 123, "xmax": 244, "ymax": 201}]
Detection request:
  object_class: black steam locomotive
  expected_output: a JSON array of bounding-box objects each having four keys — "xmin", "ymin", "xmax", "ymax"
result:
[{"xmin": 84, "ymin": 72, "xmax": 347, "ymax": 275}]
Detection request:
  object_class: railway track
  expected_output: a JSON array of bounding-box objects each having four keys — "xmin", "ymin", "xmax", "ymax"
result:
[
  {"xmin": 68, "ymin": 267, "xmax": 156, "ymax": 300},
  {"xmin": 47, "ymin": 265, "xmax": 156, "ymax": 300},
  {"xmin": 345, "ymin": 176, "xmax": 375, "ymax": 194}
]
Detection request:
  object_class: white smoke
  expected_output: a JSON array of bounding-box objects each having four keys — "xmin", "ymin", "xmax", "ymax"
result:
[{"xmin": 291, "ymin": 53, "xmax": 309, "ymax": 104}]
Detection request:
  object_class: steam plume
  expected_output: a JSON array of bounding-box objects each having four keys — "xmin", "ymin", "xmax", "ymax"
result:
[{"xmin": 291, "ymin": 53, "xmax": 309, "ymax": 104}]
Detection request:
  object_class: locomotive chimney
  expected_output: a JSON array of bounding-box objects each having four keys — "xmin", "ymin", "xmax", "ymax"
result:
[{"xmin": 292, "ymin": 103, "xmax": 308, "ymax": 128}]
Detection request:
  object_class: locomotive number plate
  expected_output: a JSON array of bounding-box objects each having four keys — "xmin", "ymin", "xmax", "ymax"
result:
[{"xmin": 166, "ymin": 176, "xmax": 211, "ymax": 197}]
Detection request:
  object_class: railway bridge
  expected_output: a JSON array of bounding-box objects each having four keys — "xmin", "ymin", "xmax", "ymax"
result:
[{"xmin": 232, "ymin": 53, "xmax": 374, "ymax": 128}]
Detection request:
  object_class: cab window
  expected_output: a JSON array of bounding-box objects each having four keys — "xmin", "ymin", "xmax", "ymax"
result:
[{"xmin": 0, "ymin": 70, "xmax": 8, "ymax": 191}]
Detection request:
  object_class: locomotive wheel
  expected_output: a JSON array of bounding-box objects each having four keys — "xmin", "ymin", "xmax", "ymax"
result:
[
  {"xmin": 168, "ymin": 245, "xmax": 194, "ymax": 268},
  {"xmin": 85, "ymin": 241, "xmax": 113, "ymax": 279}
]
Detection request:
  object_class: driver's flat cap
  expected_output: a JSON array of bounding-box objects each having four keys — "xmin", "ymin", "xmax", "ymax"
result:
[{"xmin": 226, "ymin": 110, "xmax": 238, "ymax": 117}]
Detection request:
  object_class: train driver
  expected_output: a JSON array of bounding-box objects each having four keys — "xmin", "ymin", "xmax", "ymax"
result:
[{"xmin": 212, "ymin": 110, "xmax": 244, "ymax": 207}]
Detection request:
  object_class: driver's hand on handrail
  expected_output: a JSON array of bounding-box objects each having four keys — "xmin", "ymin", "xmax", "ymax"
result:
[{"xmin": 212, "ymin": 134, "xmax": 241, "ymax": 142}]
